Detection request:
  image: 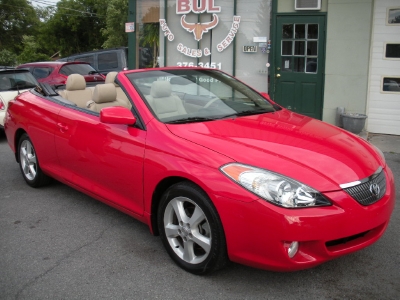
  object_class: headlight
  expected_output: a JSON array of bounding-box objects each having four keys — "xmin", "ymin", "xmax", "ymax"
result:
[{"xmin": 220, "ymin": 163, "xmax": 331, "ymax": 208}]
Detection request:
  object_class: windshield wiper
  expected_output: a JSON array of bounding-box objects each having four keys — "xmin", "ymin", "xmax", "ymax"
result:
[
  {"xmin": 221, "ymin": 109, "xmax": 272, "ymax": 119},
  {"xmin": 166, "ymin": 116, "xmax": 216, "ymax": 124}
]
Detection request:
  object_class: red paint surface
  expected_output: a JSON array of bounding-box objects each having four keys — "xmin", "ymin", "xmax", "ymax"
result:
[{"xmin": 4, "ymin": 68, "xmax": 395, "ymax": 271}]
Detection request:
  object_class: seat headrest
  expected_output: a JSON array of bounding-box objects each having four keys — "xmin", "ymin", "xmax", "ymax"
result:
[
  {"xmin": 105, "ymin": 72, "xmax": 119, "ymax": 87},
  {"xmin": 151, "ymin": 81, "xmax": 171, "ymax": 98},
  {"xmin": 66, "ymin": 74, "xmax": 86, "ymax": 91},
  {"xmin": 93, "ymin": 83, "xmax": 117, "ymax": 104}
]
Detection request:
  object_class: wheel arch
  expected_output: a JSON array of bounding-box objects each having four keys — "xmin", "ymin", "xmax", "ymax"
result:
[
  {"xmin": 14, "ymin": 128, "xmax": 27, "ymax": 162},
  {"xmin": 150, "ymin": 176, "xmax": 206, "ymax": 236}
]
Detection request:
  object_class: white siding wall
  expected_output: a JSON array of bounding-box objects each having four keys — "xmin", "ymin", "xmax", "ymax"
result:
[{"xmin": 367, "ymin": 0, "xmax": 400, "ymax": 134}]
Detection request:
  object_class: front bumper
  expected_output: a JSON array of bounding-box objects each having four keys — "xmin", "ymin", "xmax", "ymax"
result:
[{"xmin": 214, "ymin": 167, "xmax": 395, "ymax": 271}]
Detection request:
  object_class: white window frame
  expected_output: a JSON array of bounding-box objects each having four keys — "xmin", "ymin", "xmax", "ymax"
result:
[
  {"xmin": 381, "ymin": 76, "xmax": 400, "ymax": 94},
  {"xmin": 386, "ymin": 7, "xmax": 400, "ymax": 26},
  {"xmin": 384, "ymin": 42, "xmax": 400, "ymax": 60}
]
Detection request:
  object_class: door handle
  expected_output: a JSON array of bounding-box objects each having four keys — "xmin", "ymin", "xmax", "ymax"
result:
[
  {"xmin": 276, "ymin": 74, "xmax": 281, "ymax": 78},
  {"xmin": 57, "ymin": 123, "xmax": 68, "ymax": 133},
  {"xmin": 287, "ymin": 106, "xmax": 292, "ymax": 109}
]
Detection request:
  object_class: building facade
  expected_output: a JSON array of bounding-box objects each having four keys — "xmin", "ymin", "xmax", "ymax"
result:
[{"xmin": 127, "ymin": 0, "xmax": 400, "ymax": 134}]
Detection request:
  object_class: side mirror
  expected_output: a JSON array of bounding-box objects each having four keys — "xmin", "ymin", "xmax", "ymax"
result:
[{"xmin": 100, "ymin": 106, "xmax": 136, "ymax": 125}]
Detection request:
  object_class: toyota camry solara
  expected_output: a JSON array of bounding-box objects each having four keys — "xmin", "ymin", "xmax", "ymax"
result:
[{"xmin": 4, "ymin": 68, "xmax": 395, "ymax": 275}]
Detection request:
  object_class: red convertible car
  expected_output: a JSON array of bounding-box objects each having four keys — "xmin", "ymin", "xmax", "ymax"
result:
[{"xmin": 4, "ymin": 68, "xmax": 395, "ymax": 275}]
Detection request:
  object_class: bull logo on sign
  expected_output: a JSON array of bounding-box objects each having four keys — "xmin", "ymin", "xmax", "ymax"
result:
[{"xmin": 180, "ymin": 14, "xmax": 219, "ymax": 41}]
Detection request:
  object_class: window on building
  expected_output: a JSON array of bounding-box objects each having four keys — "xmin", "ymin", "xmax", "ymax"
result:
[
  {"xmin": 137, "ymin": 0, "xmax": 159, "ymax": 69},
  {"xmin": 387, "ymin": 8, "xmax": 400, "ymax": 25},
  {"xmin": 383, "ymin": 77, "xmax": 400, "ymax": 92},
  {"xmin": 385, "ymin": 44, "xmax": 400, "ymax": 58},
  {"xmin": 281, "ymin": 23, "xmax": 318, "ymax": 73}
]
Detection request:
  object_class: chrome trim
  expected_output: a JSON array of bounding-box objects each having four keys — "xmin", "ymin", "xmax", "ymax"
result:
[{"xmin": 339, "ymin": 166, "xmax": 383, "ymax": 189}]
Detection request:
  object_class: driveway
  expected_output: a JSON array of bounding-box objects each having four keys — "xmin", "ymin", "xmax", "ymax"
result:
[{"xmin": 0, "ymin": 131, "xmax": 399, "ymax": 299}]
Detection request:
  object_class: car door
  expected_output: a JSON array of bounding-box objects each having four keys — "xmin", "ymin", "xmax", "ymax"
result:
[{"xmin": 54, "ymin": 106, "xmax": 147, "ymax": 215}]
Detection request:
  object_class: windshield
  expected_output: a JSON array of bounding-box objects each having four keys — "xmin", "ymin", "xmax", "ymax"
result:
[
  {"xmin": 0, "ymin": 72, "xmax": 38, "ymax": 91},
  {"xmin": 60, "ymin": 64, "xmax": 97, "ymax": 76},
  {"xmin": 126, "ymin": 69, "xmax": 277, "ymax": 123}
]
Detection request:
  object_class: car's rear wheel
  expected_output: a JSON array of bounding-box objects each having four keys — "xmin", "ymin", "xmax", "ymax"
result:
[
  {"xmin": 18, "ymin": 133, "xmax": 51, "ymax": 187},
  {"xmin": 158, "ymin": 182, "xmax": 228, "ymax": 275}
]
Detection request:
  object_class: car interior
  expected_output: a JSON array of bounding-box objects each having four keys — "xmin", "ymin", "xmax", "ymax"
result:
[{"xmin": 55, "ymin": 72, "xmax": 131, "ymax": 111}]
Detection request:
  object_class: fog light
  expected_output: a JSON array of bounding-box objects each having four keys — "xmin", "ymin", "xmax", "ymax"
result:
[{"xmin": 288, "ymin": 241, "xmax": 299, "ymax": 258}]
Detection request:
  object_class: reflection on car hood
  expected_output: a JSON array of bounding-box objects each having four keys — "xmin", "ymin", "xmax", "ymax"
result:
[{"xmin": 166, "ymin": 110, "xmax": 384, "ymax": 192}]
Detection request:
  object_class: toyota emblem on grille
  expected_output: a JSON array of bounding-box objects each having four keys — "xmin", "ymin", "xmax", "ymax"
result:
[{"xmin": 369, "ymin": 183, "xmax": 380, "ymax": 198}]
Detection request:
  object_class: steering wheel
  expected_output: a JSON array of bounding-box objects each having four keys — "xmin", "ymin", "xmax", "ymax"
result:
[{"xmin": 203, "ymin": 97, "xmax": 221, "ymax": 109}]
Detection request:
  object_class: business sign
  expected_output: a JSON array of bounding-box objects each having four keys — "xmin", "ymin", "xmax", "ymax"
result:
[
  {"xmin": 243, "ymin": 46, "xmax": 257, "ymax": 53},
  {"xmin": 125, "ymin": 22, "xmax": 135, "ymax": 33},
  {"xmin": 160, "ymin": 0, "xmax": 241, "ymax": 58}
]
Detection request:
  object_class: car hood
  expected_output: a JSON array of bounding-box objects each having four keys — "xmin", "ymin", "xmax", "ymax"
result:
[{"xmin": 166, "ymin": 110, "xmax": 384, "ymax": 192}]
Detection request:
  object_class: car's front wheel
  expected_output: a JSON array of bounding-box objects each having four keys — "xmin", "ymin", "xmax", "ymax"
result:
[
  {"xmin": 158, "ymin": 182, "xmax": 228, "ymax": 275},
  {"xmin": 18, "ymin": 133, "xmax": 51, "ymax": 187}
]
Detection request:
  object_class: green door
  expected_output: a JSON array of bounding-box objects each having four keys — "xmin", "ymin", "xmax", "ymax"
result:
[{"xmin": 273, "ymin": 15, "xmax": 326, "ymax": 119}]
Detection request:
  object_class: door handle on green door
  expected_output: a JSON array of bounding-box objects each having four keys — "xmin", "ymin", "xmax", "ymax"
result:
[
  {"xmin": 287, "ymin": 106, "xmax": 292, "ymax": 109},
  {"xmin": 276, "ymin": 74, "xmax": 281, "ymax": 78}
]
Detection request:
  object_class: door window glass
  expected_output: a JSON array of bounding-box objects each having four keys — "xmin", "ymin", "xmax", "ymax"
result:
[
  {"xmin": 281, "ymin": 23, "xmax": 318, "ymax": 74},
  {"xmin": 308, "ymin": 24, "xmax": 318, "ymax": 39},
  {"xmin": 282, "ymin": 24, "xmax": 294, "ymax": 38},
  {"xmin": 294, "ymin": 57, "xmax": 305, "ymax": 72},
  {"xmin": 294, "ymin": 41, "xmax": 305, "ymax": 55},
  {"xmin": 282, "ymin": 41, "xmax": 292, "ymax": 55},
  {"xmin": 98, "ymin": 52, "xmax": 118, "ymax": 70},
  {"xmin": 307, "ymin": 41, "xmax": 318, "ymax": 56},
  {"xmin": 295, "ymin": 24, "xmax": 305, "ymax": 39}
]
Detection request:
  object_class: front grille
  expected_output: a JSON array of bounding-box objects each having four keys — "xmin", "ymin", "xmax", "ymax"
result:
[{"xmin": 343, "ymin": 169, "xmax": 386, "ymax": 206}]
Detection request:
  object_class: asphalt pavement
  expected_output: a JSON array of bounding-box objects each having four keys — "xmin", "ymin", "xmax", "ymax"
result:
[{"xmin": 0, "ymin": 130, "xmax": 399, "ymax": 300}]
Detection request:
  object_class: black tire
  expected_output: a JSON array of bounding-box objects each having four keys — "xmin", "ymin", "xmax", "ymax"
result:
[
  {"xmin": 157, "ymin": 182, "xmax": 228, "ymax": 275},
  {"xmin": 18, "ymin": 133, "xmax": 51, "ymax": 187}
]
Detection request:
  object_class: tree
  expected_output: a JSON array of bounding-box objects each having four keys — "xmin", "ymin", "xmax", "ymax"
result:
[
  {"xmin": 0, "ymin": 0, "xmax": 40, "ymax": 54},
  {"xmin": 17, "ymin": 35, "xmax": 50, "ymax": 63},
  {"xmin": 0, "ymin": 49, "xmax": 17, "ymax": 66},
  {"xmin": 101, "ymin": 0, "xmax": 128, "ymax": 48},
  {"xmin": 33, "ymin": 5, "xmax": 60, "ymax": 58},
  {"xmin": 45, "ymin": 0, "xmax": 108, "ymax": 57}
]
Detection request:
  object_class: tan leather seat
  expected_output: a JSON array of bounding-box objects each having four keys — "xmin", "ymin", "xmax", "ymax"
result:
[
  {"xmin": 146, "ymin": 81, "xmax": 187, "ymax": 119},
  {"xmin": 105, "ymin": 72, "xmax": 131, "ymax": 108},
  {"xmin": 87, "ymin": 83, "xmax": 129, "ymax": 113},
  {"xmin": 58, "ymin": 74, "xmax": 93, "ymax": 108}
]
